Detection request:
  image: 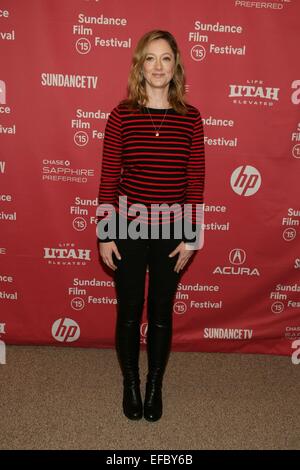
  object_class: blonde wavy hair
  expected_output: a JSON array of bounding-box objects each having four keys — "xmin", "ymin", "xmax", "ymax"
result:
[{"xmin": 120, "ymin": 30, "xmax": 189, "ymax": 115}]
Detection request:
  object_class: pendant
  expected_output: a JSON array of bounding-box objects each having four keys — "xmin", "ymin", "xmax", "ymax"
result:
[{"xmin": 155, "ymin": 132, "xmax": 159, "ymax": 136}]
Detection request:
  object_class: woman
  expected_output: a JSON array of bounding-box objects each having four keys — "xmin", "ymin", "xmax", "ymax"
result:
[{"xmin": 97, "ymin": 30, "xmax": 205, "ymax": 422}]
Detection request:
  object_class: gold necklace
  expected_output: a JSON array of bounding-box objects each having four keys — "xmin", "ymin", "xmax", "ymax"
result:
[{"xmin": 145, "ymin": 107, "xmax": 169, "ymax": 136}]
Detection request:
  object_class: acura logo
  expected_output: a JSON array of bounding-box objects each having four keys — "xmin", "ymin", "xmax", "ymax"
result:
[{"xmin": 229, "ymin": 249, "xmax": 246, "ymax": 265}]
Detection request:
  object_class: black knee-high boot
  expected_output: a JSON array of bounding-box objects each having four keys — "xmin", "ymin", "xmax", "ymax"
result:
[
  {"xmin": 144, "ymin": 298, "xmax": 173, "ymax": 422},
  {"xmin": 115, "ymin": 300, "xmax": 144, "ymax": 420}
]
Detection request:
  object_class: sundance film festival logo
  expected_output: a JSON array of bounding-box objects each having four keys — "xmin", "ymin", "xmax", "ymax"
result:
[
  {"xmin": 231, "ymin": 165, "xmax": 261, "ymax": 196},
  {"xmin": 52, "ymin": 318, "xmax": 80, "ymax": 343}
]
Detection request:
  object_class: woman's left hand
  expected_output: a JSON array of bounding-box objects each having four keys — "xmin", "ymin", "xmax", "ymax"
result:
[{"xmin": 168, "ymin": 242, "xmax": 195, "ymax": 273}]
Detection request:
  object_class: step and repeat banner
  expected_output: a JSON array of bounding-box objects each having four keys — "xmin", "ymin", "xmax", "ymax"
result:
[{"xmin": 0, "ymin": 0, "xmax": 299, "ymax": 357}]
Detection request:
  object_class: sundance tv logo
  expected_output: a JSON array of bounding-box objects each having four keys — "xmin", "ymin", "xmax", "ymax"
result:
[{"xmin": 52, "ymin": 318, "xmax": 80, "ymax": 343}]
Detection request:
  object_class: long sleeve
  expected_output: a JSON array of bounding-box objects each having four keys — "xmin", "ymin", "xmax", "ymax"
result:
[
  {"xmin": 96, "ymin": 106, "xmax": 123, "ymax": 242},
  {"xmin": 182, "ymin": 109, "xmax": 205, "ymax": 249}
]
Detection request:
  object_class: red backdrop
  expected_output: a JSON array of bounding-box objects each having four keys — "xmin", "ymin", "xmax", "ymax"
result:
[{"xmin": 1, "ymin": 0, "xmax": 299, "ymax": 356}]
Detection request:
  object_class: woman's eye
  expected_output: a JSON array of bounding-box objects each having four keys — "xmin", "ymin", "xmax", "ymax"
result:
[{"xmin": 145, "ymin": 57, "xmax": 171, "ymax": 61}]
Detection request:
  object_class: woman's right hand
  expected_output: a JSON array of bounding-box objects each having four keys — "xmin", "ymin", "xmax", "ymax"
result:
[{"xmin": 98, "ymin": 241, "xmax": 122, "ymax": 271}]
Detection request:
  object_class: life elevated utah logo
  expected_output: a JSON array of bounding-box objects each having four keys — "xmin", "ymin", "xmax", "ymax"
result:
[
  {"xmin": 229, "ymin": 82, "xmax": 279, "ymax": 107},
  {"xmin": 213, "ymin": 248, "xmax": 260, "ymax": 276},
  {"xmin": 43, "ymin": 243, "xmax": 91, "ymax": 265}
]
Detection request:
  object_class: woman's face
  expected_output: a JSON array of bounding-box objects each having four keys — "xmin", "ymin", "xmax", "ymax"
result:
[{"xmin": 142, "ymin": 38, "xmax": 175, "ymax": 91}]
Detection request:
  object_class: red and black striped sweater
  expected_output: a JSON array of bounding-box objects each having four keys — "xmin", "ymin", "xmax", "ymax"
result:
[{"xmin": 97, "ymin": 102, "xmax": 205, "ymax": 247}]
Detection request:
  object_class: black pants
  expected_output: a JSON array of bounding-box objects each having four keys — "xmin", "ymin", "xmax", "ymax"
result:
[{"xmin": 112, "ymin": 222, "xmax": 183, "ymax": 382}]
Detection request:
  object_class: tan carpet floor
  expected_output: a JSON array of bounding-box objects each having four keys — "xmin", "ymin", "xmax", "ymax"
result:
[{"xmin": 0, "ymin": 345, "xmax": 299, "ymax": 450}]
